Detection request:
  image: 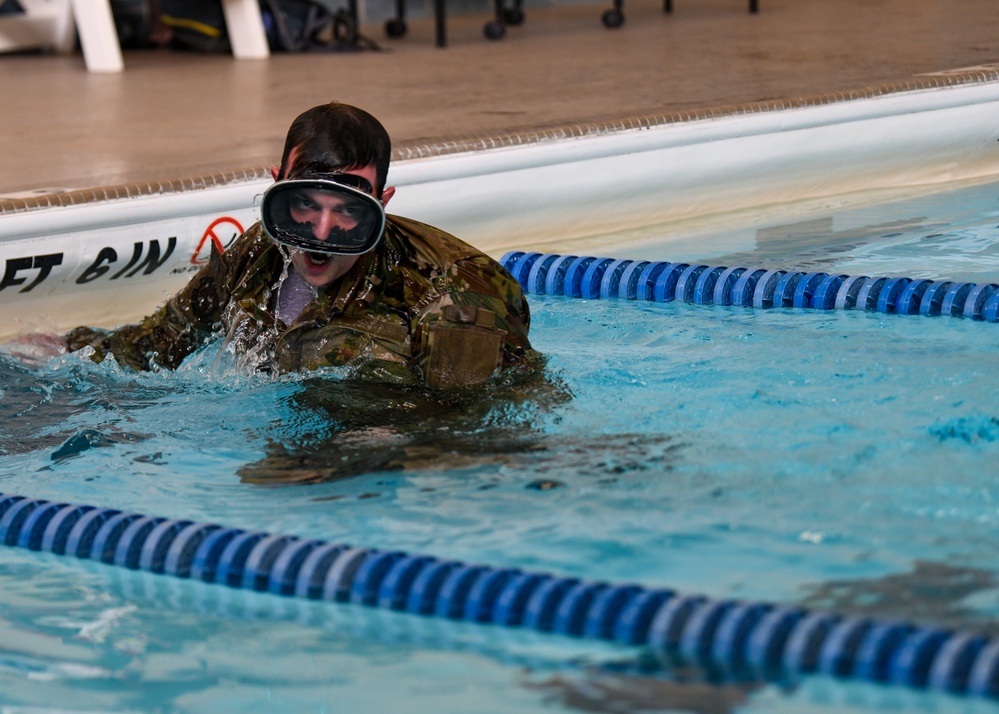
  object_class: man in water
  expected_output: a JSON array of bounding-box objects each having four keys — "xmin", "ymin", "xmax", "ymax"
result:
[{"xmin": 64, "ymin": 102, "xmax": 534, "ymax": 389}]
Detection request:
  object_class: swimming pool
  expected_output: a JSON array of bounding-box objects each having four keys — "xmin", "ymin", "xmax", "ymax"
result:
[{"xmin": 1, "ymin": 175, "xmax": 997, "ymax": 712}]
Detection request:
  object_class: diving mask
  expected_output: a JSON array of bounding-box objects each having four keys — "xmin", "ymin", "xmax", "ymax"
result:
[{"xmin": 261, "ymin": 174, "xmax": 386, "ymax": 256}]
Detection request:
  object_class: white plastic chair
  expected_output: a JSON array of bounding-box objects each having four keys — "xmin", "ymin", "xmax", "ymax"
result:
[
  {"xmin": 221, "ymin": 0, "xmax": 270, "ymax": 60},
  {"xmin": 0, "ymin": 0, "xmax": 269, "ymax": 73},
  {"xmin": 0, "ymin": 0, "xmax": 123, "ymax": 72}
]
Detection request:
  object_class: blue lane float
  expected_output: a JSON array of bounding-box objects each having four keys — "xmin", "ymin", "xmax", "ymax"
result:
[
  {"xmin": 499, "ymin": 252, "xmax": 999, "ymax": 322},
  {"xmin": 3, "ymin": 492, "xmax": 999, "ymax": 700}
]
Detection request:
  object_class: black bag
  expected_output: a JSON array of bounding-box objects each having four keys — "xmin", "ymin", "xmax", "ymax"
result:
[
  {"xmin": 110, "ymin": 0, "xmax": 157, "ymax": 48},
  {"xmin": 158, "ymin": 0, "xmax": 232, "ymax": 52},
  {"xmin": 262, "ymin": 0, "xmax": 343, "ymax": 51},
  {"xmin": 156, "ymin": 0, "xmax": 362, "ymax": 53}
]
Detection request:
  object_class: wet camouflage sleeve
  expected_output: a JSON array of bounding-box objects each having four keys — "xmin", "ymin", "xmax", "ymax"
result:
[{"xmin": 64, "ymin": 233, "xmax": 246, "ymax": 371}]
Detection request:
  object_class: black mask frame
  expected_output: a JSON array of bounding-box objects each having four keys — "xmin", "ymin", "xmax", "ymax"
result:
[{"xmin": 260, "ymin": 175, "xmax": 387, "ymax": 256}]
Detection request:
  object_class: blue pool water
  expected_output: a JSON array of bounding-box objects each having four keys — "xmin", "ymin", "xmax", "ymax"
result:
[{"xmin": 0, "ymin": 177, "xmax": 998, "ymax": 712}]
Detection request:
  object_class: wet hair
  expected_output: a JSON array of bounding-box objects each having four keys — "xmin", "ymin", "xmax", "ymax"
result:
[{"xmin": 278, "ymin": 102, "xmax": 392, "ymax": 196}]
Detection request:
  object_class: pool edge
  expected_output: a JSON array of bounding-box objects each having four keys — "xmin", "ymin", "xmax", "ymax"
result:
[{"xmin": 3, "ymin": 68, "xmax": 999, "ymax": 217}]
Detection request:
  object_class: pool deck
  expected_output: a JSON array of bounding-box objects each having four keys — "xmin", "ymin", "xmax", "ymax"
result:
[{"xmin": 1, "ymin": 0, "xmax": 999, "ymax": 205}]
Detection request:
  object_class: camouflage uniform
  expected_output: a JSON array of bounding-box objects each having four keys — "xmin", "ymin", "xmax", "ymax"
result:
[{"xmin": 66, "ymin": 215, "xmax": 533, "ymax": 389}]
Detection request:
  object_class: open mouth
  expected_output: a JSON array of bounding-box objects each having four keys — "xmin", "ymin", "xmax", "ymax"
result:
[{"xmin": 305, "ymin": 251, "xmax": 331, "ymax": 267}]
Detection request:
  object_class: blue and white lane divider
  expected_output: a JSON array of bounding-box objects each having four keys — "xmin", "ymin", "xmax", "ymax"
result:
[
  {"xmin": 499, "ymin": 252, "xmax": 999, "ymax": 322},
  {"xmin": 2, "ymin": 492, "xmax": 999, "ymax": 700}
]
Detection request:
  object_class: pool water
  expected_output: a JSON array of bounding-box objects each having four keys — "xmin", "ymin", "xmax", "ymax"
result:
[{"xmin": 0, "ymin": 178, "xmax": 998, "ymax": 713}]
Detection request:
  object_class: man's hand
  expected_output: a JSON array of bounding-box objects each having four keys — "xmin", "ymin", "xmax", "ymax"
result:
[{"xmin": 2, "ymin": 332, "xmax": 68, "ymax": 365}]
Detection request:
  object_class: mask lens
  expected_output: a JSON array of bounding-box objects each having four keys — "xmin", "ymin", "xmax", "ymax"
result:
[{"xmin": 261, "ymin": 179, "xmax": 386, "ymax": 255}]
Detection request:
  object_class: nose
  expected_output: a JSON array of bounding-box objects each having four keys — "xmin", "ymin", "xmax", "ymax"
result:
[{"xmin": 312, "ymin": 209, "xmax": 336, "ymax": 242}]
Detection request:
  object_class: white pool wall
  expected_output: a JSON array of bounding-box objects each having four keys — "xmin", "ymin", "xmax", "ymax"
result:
[
  {"xmin": 390, "ymin": 81, "xmax": 999, "ymax": 252},
  {"xmin": 1, "ymin": 80, "xmax": 999, "ymax": 340}
]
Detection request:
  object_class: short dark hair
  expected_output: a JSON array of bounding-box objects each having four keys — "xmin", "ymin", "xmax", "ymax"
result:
[{"xmin": 278, "ymin": 102, "xmax": 392, "ymax": 196}]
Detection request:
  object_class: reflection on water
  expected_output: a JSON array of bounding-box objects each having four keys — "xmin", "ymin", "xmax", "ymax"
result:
[
  {"xmin": 96, "ymin": 557, "xmax": 762, "ymax": 714},
  {"xmin": 0, "ymin": 349, "xmax": 681, "ymax": 490},
  {"xmin": 523, "ymin": 670, "xmax": 763, "ymax": 714},
  {"xmin": 233, "ymin": 354, "xmax": 679, "ymax": 488},
  {"xmin": 798, "ymin": 560, "xmax": 999, "ymax": 637},
  {"xmin": 0, "ymin": 354, "xmax": 158, "ymax": 459},
  {"xmin": 528, "ymin": 561, "xmax": 999, "ymax": 714},
  {"xmin": 238, "ymin": 352, "xmax": 573, "ymax": 485}
]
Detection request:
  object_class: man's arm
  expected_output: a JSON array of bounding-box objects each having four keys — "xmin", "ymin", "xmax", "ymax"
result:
[{"xmin": 65, "ymin": 243, "xmax": 233, "ymax": 371}]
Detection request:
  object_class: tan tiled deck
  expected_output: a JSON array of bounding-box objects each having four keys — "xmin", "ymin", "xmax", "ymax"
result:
[{"xmin": 1, "ymin": 0, "xmax": 998, "ymax": 202}]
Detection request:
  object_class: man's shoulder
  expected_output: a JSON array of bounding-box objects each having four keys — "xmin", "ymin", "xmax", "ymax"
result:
[
  {"xmin": 384, "ymin": 215, "xmax": 485, "ymax": 267},
  {"xmin": 220, "ymin": 222, "xmax": 278, "ymax": 270},
  {"xmin": 381, "ymin": 215, "xmax": 525, "ymax": 304},
  {"xmin": 234, "ymin": 221, "xmax": 271, "ymax": 253}
]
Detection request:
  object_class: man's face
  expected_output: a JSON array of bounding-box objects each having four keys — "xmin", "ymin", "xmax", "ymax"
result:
[
  {"xmin": 283, "ymin": 162, "xmax": 389, "ymax": 288},
  {"xmin": 287, "ymin": 188, "xmax": 367, "ymax": 239}
]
